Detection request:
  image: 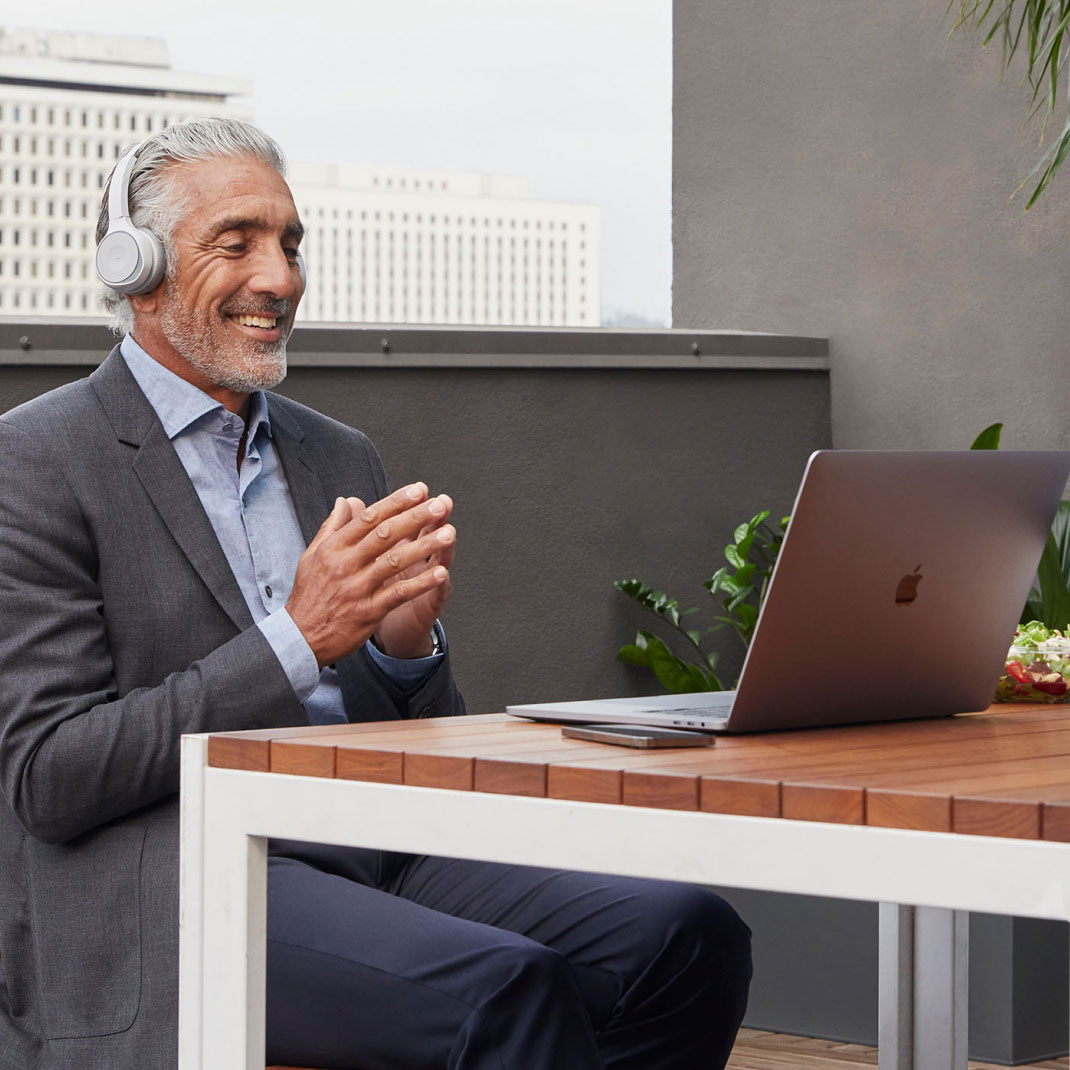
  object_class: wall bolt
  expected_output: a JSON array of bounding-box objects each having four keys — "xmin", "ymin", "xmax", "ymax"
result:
[
  {"xmin": 19, "ymin": 336, "xmax": 32, "ymax": 351},
  {"xmin": 381, "ymin": 338, "xmax": 391, "ymax": 354},
  {"xmin": 691, "ymin": 342, "xmax": 701, "ymax": 356}
]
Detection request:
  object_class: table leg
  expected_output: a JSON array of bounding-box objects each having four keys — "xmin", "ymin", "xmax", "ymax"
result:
[
  {"xmin": 200, "ymin": 769, "xmax": 268, "ymax": 1070},
  {"xmin": 179, "ymin": 735, "xmax": 207, "ymax": 1070},
  {"xmin": 879, "ymin": 903, "xmax": 968, "ymax": 1070}
]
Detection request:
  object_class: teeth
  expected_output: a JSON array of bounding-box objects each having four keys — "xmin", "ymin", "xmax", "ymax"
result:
[{"xmin": 235, "ymin": 315, "xmax": 278, "ymax": 329}]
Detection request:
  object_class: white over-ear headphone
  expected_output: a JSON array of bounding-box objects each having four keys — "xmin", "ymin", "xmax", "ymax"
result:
[
  {"xmin": 95, "ymin": 142, "xmax": 166, "ymax": 295},
  {"xmin": 96, "ymin": 142, "xmax": 307, "ymax": 295}
]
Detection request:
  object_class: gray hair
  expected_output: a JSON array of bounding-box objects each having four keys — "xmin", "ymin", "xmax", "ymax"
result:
[{"xmin": 96, "ymin": 116, "xmax": 287, "ymax": 335}]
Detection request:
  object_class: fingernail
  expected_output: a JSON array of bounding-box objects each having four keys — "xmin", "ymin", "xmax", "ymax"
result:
[
  {"xmin": 436, "ymin": 527, "xmax": 453, "ymax": 543},
  {"xmin": 407, "ymin": 483, "xmax": 425, "ymax": 500},
  {"xmin": 428, "ymin": 498, "xmax": 446, "ymax": 516},
  {"xmin": 334, "ymin": 497, "xmax": 344, "ymax": 511},
  {"xmin": 433, "ymin": 567, "xmax": 448, "ymax": 581}
]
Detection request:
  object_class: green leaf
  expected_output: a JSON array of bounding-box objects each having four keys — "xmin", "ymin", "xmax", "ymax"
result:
[
  {"xmin": 643, "ymin": 632, "xmax": 717, "ymax": 693},
  {"xmin": 1050, "ymin": 500, "xmax": 1070, "ymax": 579},
  {"xmin": 734, "ymin": 603, "xmax": 759, "ymax": 630},
  {"xmin": 1021, "ymin": 588, "xmax": 1044, "ymax": 626},
  {"xmin": 970, "ymin": 422, "xmax": 1004, "ymax": 449},
  {"xmin": 704, "ymin": 567, "xmax": 729, "ymax": 594},
  {"xmin": 727, "ymin": 585, "xmax": 757, "ymax": 611},
  {"xmin": 1038, "ymin": 531, "xmax": 1070, "ymax": 629},
  {"xmin": 724, "ymin": 544, "xmax": 746, "ymax": 569},
  {"xmin": 616, "ymin": 643, "xmax": 650, "ymax": 668}
]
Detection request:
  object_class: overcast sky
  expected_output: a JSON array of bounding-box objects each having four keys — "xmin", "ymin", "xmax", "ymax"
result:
[{"xmin": 13, "ymin": 0, "xmax": 672, "ymax": 324}]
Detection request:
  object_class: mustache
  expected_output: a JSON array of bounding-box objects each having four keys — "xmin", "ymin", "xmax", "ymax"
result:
[{"xmin": 219, "ymin": 297, "xmax": 292, "ymax": 319}]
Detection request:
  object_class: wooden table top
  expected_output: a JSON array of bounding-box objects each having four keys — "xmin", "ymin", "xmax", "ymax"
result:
[{"xmin": 205, "ymin": 704, "xmax": 1070, "ymax": 842}]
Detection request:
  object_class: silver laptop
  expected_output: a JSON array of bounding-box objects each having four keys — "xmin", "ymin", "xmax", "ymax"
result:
[{"xmin": 507, "ymin": 450, "xmax": 1070, "ymax": 733}]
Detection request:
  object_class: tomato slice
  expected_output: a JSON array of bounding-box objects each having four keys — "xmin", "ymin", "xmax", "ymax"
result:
[{"xmin": 1005, "ymin": 661, "xmax": 1031, "ymax": 684}]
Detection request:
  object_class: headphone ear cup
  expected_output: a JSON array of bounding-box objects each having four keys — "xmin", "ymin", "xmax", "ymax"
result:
[{"xmin": 95, "ymin": 222, "xmax": 165, "ymax": 295}]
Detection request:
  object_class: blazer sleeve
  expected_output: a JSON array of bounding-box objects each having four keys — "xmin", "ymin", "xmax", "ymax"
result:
[{"xmin": 0, "ymin": 418, "xmax": 309, "ymax": 845}]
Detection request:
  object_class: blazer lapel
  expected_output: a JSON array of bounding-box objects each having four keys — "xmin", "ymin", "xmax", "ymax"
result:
[
  {"xmin": 90, "ymin": 348, "xmax": 254, "ymax": 633},
  {"xmin": 268, "ymin": 398, "xmax": 330, "ymax": 545}
]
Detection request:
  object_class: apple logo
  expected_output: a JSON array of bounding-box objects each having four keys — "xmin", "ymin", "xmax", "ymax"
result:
[{"xmin": 895, "ymin": 565, "xmax": 923, "ymax": 605}]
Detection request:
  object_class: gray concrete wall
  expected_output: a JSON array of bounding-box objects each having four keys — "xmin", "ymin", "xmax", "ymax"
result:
[
  {"xmin": 672, "ymin": 3, "xmax": 1070, "ymax": 1058},
  {"xmin": 673, "ymin": 0, "xmax": 1070, "ymax": 453}
]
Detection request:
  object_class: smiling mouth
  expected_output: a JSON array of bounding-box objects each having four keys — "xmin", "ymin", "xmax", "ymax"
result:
[{"xmin": 232, "ymin": 314, "xmax": 279, "ymax": 330}]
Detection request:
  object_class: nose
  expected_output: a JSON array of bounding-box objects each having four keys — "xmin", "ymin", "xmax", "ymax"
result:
[{"xmin": 249, "ymin": 241, "xmax": 300, "ymax": 300}]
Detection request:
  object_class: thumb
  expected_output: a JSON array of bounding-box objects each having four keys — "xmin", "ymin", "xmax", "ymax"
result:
[{"xmin": 308, "ymin": 497, "xmax": 351, "ymax": 551}]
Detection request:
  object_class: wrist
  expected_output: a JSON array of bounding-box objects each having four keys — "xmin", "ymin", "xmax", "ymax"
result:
[{"xmin": 373, "ymin": 625, "xmax": 440, "ymax": 660}]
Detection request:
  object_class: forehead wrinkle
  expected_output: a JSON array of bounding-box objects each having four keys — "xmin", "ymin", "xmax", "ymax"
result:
[{"xmin": 202, "ymin": 213, "xmax": 302, "ymax": 244}]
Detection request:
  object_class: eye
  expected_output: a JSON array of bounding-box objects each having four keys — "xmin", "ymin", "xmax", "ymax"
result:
[
  {"xmin": 222, "ymin": 242, "xmax": 247, "ymax": 255},
  {"xmin": 283, "ymin": 246, "xmax": 300, "ymax": 261}
]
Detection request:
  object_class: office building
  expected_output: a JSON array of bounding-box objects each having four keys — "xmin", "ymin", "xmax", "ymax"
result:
[{"xmin": 291, "ymin": 163, "xmax": 599, "ymax": 326}]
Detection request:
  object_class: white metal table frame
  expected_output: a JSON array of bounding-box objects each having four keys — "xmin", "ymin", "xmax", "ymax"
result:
[{"xmin": 178, "ymin": 733, "xmax": 1070, "ymax": 1070}]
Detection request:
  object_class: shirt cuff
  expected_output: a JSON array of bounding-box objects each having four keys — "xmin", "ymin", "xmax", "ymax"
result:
[
  {"xmin": 258, "ymin": 607, "xmax": 321, "ymax": 702},
  {"xmin": 366, "ymin": 621, "xmax": 445, "ymax": 689}
]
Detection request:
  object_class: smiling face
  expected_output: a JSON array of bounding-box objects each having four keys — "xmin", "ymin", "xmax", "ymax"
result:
[{"xmin": 129, "ymin": 153, "xmax": 305, "ymax": 409}]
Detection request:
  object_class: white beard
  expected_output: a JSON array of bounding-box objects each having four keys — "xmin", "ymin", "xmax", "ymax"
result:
[{"xmin": 157, "ymin": 285, "xmax": 290, "ymax": 393}]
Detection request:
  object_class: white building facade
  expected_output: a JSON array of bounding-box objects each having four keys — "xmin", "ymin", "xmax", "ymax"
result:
[
  {"xmin": 0, "ymin": 27, "xmax": 600, "ymax": 325},
  {"xmin": 0, "ymin": 27, "xmax": 250, "ymax": 317},
  {"xmin": 291, "ymin": 164, "xmax": 599, "ymax": 326}
]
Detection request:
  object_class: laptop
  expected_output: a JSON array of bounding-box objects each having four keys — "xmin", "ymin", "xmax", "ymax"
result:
[{"xmin": 507, "ymin": 450, "xmax": 1070, "ymax": 733}]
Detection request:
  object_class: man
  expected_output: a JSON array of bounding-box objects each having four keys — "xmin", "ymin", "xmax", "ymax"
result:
[{"xmin": 0, "ymin": 117, "xmax": 751, "ymax": 1070}]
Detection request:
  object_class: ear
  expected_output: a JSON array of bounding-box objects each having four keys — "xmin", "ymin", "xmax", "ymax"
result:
[{"xmin": 128, "ymin": 281, "xmax": 164, "ymax": 316}]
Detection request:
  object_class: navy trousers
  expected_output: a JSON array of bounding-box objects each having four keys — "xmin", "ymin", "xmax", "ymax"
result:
[{"xmin": 265, "ymin": 842, "xmax": 752, "ymax": 1070}]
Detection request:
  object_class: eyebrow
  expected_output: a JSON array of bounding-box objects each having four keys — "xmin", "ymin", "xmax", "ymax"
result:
[{"xmin": 211, "ymin": 215, "xmax": 305, "ymax": 244}]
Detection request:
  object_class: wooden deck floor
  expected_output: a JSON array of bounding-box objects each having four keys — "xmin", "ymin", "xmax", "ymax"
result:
[{"xmin": 727, "ymin": 1029, "xmax": 1069, "ymax": 1069}]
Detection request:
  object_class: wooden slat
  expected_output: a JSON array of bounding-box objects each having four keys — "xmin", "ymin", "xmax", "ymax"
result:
[
  {"xmin": 865, "ymin": 789, "xmax": 951, "ymax": 832},
  {"xmin": 953, "ymin": 797, "xmax": 1041, "ymax": 840},
  {"xmin": 474, "ymin": 757, "xmax": 546, "ymax": 796},
  {"xmin": 782, "ymin": 783, "xmax": 865, "ymax": 825},
  {"xmin": 207, "ymin": 734, "xmax": 270, "ymax": 772},
  {"xmin": 336, "ymin": 748, "xmax": 404, "ymax": 784},
  {"xmin": 623, "ymin": 769, "xmax": 699, "ymax": 811},
  {"xmin": 404, "ymin": 752, "xmax": 474, "ymax": 790},
  {"xmin": 269, "ymin": 740, "xmax": 335, "ymax": 778},
  {"xmin": 547, "ymin": 763, "xmax": 622, "ymax": 804},
  {"xmin": 701, "ymin": 777, "xmax": 781, "ymax": 818}
]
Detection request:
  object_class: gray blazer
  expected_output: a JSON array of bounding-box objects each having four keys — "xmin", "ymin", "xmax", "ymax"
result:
[{"xmin": 0, "ymin": 348, "xmax": 464, "ymax": 1069}]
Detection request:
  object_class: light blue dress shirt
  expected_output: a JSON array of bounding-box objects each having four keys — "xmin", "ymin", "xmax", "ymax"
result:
[{"xmin": 119, "ymin": 334, "xmax": 442, "ymax": 724}]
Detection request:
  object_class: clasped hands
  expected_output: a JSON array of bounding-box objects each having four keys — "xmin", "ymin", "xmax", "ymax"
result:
[{"xmin": 286, "ymin": 482, "xmax": 454, "ymax": 666}]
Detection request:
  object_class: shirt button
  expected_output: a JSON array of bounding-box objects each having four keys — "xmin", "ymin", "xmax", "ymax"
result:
[
  {"xmin": 222, "ymin": 422, "xmax": 233, "ymax": 432},
  {"xmin": 265, "ymin": 585, "xmax": 273, "ymax": 598}
]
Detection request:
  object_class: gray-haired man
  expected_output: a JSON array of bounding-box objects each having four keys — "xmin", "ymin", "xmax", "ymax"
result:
[{"xmin": 0, "ymin": 117, "xmax": 751, "ymax": 1070}]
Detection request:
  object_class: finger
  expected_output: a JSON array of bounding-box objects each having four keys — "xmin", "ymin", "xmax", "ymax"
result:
[
  {"xmin": 353, "ymin": 495, "xmax": 451, "ymax": 562},
  {"xmin": 367, "ymin": 525, "xmax": 456, "ymax": 587},
  {"xmin": 347, "ymin": 483, "xmax": 428, "ymax": 535},
  {"xmin": 372, "ymin": 565, "xmax": 450, "ymax": 619},
  {"xmin": 306, "ymin": 497, "xmax": 352, "ymax": 553},
  {"xmin": 415, "ymin": 494, "xmax": 455, "ymax": 539}
]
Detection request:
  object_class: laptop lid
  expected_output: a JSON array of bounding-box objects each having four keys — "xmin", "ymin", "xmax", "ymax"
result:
[{"xmin": 507, "ymin": 450, "xmax": 1070, "ymax": 734}]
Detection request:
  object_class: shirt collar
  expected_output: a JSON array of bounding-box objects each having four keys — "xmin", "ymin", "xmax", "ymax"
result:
[{"xmin": 119, "ymin": 333, "xmax": 272, "ymax": 442}]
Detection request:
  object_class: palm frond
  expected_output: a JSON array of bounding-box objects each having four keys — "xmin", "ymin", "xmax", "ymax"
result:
[{"xmin": 950, "ymin": 0, "xmax": 1070, "ymax": 204}]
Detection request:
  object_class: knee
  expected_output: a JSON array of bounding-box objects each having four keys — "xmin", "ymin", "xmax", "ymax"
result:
[
  {"xmin": 492, "ymin": 939, "xmax": 579, "ymax": 1000},
  {"xmin": 643, "ymin": 885, "xmax": 753, "ymax": 989}
]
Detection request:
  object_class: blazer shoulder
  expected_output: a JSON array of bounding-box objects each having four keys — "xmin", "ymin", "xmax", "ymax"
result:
[
  {"xmin": 0, "ymin": 374, "xmax": 102, "ymax": 434},
  {"xmin": 266, "ymin": 391, "xmax": 376, "ymax": 450}
]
